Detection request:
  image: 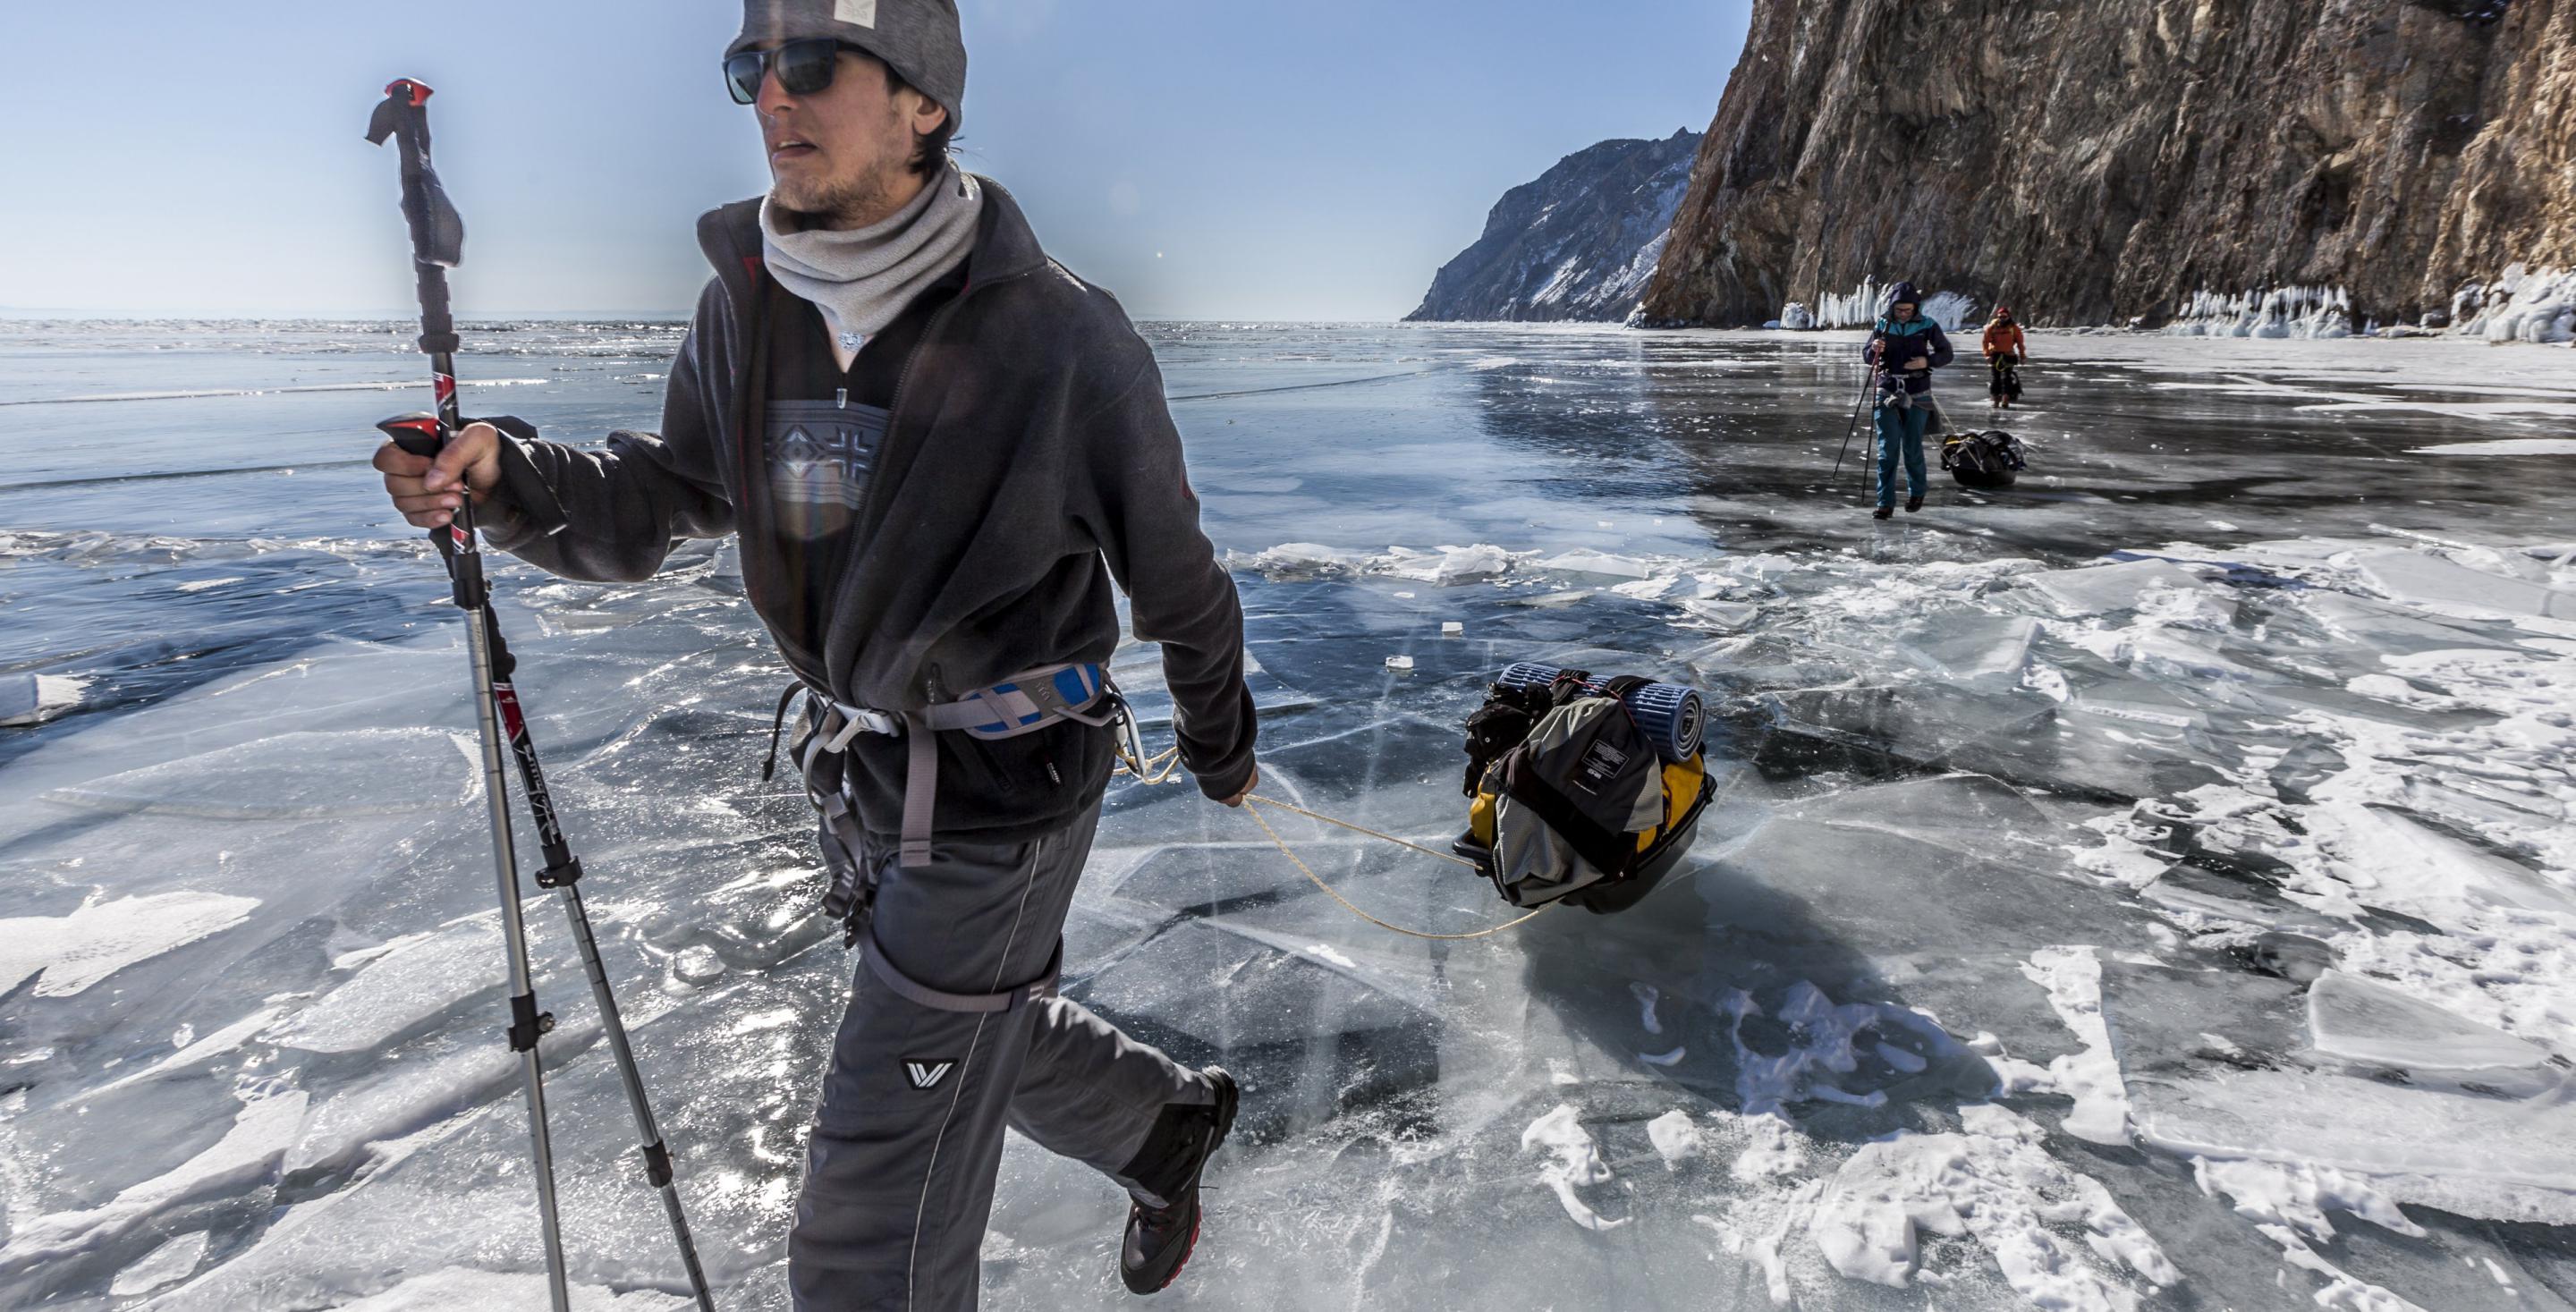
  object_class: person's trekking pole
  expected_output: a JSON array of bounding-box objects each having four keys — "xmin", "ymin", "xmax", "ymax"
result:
[
  {"xmin": 366, "ymin": 78, "xmax": 716, "ymax": 1312},
  {"xmin": 1831, "ymin": 360, "xmax": 1872, "ymax": 483}
]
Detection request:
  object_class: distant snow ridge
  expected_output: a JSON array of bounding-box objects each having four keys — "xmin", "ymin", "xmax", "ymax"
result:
[
  {"xmin": 1407, "ymin": 129, "xmax": 1702, "ymax": 323},
  {"xmin": 2165, "ymin": 285, "xmax": 2354, "ymax": 339}
]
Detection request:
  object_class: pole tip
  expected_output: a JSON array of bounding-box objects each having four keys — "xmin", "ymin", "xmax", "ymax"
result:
[{"xmin": 384, "ymin": 78, "xmax": 434, "ymax": 106}]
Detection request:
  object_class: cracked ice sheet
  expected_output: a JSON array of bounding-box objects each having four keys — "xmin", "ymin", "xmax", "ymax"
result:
[
  {"xmin": 2100, "ymin": 960, "xmax": 2576, "ymax": 1225},
  {"xmin": 21, "ymin": 328, "xmax": 2576, "ymax": 1309}
]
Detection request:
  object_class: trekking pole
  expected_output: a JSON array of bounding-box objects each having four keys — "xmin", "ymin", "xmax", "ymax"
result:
[
  {"xmin": 366, "ymin": 79, "xmax": 716, "ymax": 1312},
  {"xmin": 1831, "ymin": 360, "xmax": 1873, "ymax": 486}
]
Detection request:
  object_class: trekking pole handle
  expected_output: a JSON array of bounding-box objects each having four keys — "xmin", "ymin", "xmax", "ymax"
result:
[
  {"xmin": 365, "ymin": 78, "xmax": 465, "ymax": 356},
  {"xmin": 377, "ymin": 412, "xmax": 446, "ymax": 460}
]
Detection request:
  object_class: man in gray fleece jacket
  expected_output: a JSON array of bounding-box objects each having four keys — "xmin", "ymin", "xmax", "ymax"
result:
[{"xmin": 372, "ymin": 2, "xmax": 1255, "ymax": 1307}]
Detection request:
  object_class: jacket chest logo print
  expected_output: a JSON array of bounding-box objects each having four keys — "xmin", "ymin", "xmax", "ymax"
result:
[
  {"xmin": 767, "ymin": 401, "xmax": 887, "ymax": 525},
  {"xmin": 902, "ymin": 1058, "xmax": 956, "ymax": 1090},
  {"xmin": 777, "ymin": 426, "xmax": 825, "ymax": 478}
]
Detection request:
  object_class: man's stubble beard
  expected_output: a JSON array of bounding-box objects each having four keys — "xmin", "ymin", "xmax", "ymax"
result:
[
  {"xmin": 774, "ymin": 161, "xmax": 907, "ymax": 230},
  {"xmin": 770, "ymin": 102, "xmax": 919, "ymax": 230}
]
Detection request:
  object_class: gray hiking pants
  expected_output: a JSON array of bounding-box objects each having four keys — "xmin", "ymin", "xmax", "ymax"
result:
[{"xmin": 789, "ymin": 797, "xmax": 1215, "ymax": 1311}]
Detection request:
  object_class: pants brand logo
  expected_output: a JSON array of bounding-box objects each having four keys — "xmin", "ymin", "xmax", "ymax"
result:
[{"xmin": 902, "ymin": 1058, "xmax": 955, "ymax": 1090}]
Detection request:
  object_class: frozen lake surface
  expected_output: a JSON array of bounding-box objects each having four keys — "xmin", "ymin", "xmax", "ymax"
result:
[{"xmin": 4, "ymin": 321, "xmax": 2576, "ymax": 1310}]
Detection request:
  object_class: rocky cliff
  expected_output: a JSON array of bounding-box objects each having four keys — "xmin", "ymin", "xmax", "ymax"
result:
[
  {"xmin": 1639, "ymin": 0, "xmax": 2576, "ymax": 333},
  {"xmin": 1408, "ymin": 130, "xmax": 1702, "ymax": 322}
]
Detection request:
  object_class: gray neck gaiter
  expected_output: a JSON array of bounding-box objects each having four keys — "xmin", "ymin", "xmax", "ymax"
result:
[{"xmin": 760, "ymin": 164, "xmax": 984, "ymax": 353}]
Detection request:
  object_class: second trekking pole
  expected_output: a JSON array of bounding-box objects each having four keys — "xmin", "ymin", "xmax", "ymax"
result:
[
  {"xmin": 1832, "ymin": 358, "xmax": 1874, "ymax": 488},
  {"xmin": 366, "ymin": 77, "xmax": 716, "ymax": 1312}
]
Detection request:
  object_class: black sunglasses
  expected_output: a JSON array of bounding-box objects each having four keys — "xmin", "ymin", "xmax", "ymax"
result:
[{"xmin": 724, "ymin": 38, "xmax": 853, "ymax": 106}]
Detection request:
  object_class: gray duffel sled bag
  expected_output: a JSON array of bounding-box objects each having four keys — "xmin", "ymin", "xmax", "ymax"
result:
[{"xmin": 1453, "ymin": 665, "xmax": 1712, "ymax": 914}]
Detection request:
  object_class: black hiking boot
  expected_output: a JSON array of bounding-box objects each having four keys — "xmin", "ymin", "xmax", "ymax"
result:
[
  {"xmin": 1872, "ymin": 506, "xmax": 1894, "ymax": 521},
  {"xmin": 1905, "ymin": 495, "xmax": 1925, "ymax": 513},
  {"xmin": 1120, "ymin": 1067, "xmax": 1240, "ymax": 1295}
]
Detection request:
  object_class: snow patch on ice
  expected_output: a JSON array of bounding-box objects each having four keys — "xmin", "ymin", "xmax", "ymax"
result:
[
  {"xmin": 1812, "ymin": 1104, "xmax": 2178, "ymax": 1308},
  {"xmin": 1694, "ymin": 1180, "xmax": 1822, "ymax": 1305},
  {"xmin": 1520, "ymin": 1105, "xmax": 1630, "ymax": 1231},
  {"xmin": 1646, "ymin": 1109, "xmax": 1702, "ymax": 1169},
  {"xmin": 1725, "ymin": 1110, "xmax": 1810, "ymax": 1181},
  {"xmin": 0, "ymin": 892, "xmax": 259, "ymax": 998},
  {"xmin": 2193, "ymin": 1156, "xmax": 2432, "ymax": 1311}
]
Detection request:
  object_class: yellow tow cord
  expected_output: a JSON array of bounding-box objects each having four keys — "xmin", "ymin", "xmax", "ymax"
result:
[
  {"xmin": 1113, "ymin": 743, "xmax": 1546, "ymax": 940},
  {"xmin": 1240, "ymin": 795, "xmax": 1546, "ymax": 941}
]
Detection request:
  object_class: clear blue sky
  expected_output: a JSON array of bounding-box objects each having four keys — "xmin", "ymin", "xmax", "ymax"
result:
[{"xmin": 0, "ymin": 1, "xmax": 1749, "ymax": 320}]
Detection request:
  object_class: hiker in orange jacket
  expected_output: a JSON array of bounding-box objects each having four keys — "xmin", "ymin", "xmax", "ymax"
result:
[{"xmin": 1981, "ymin": 306, "xmax": 2027, "ymax": 410}]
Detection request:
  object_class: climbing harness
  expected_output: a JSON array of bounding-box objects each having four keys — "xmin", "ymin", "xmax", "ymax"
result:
[
  {"xmin": 761, "ymin": 662, "xmax": 1132, "ymax": 942},
  {"xmin": 766, "ymin": 661, "xmax": 1716, "ymax": 944}
]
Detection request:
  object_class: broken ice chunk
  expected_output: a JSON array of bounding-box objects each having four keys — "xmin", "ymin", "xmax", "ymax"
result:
[
  {"xmin": 39, "ymin": 728, "xmax": 479, "ymax": 819},
  {"xmin": 2249, "ymin": 931, "xmax": 2338, "ymax": 984},
  {"xmin": 2103, "ymin": 959, "xmax": 2576, "ymax": 1223},
  {"xmin": 266, "ymin": 918, "xmax": 504, "ymax": 1054},
  {"xmin": 4, "ymin": 1092, "xmax": 309, "ymax": 1272},
  {"xmin": 2352, "ymin": 548, "xmax": 2576, "ymax": 620},
  {"xmin": 1681, "ymin": 598, "xmax": 1758, "ymax": 631},
  {"xmin": 1440, "ymin": 621, "xmax": 1463, "ymax": 636},
  {"xmin": 1537, "ymin": 550, "xmax": 1655, "ymax": 580},
  {"xmin": 1384, "ymin": 545, "xmax": 1514, "ymax": 585},
  {"xmin": 2070, "ymin": 680, "xmax": 2205, "ymax": 731},
  {"xmin": 2306, "ymin": 969, "xmax": 2549, "ymax": 1073},
  {"xmin": 2019, "ymin": 557, "xmax": 2232, "ymax": 621},
  {"xmin": 0, "ymin": 673, "xmax": 85, "ymax": 726},
  {"xmin": 109, "ymin": 1231, "xmax": 209, "ymax": 1297},
  {"xmin": 1384, "ymin": 655, "xmax": 1414, "ymax": 672},
  {"xmin": 1898, "ymin": 614, "xmax": 2040, "ymax": 680},
  {"xmin": 672, "ymin": 944, "xmax": 728, "ymax": 986},
  {"xmin": 0, "ymin": 893, "xmax": 260, "ymax": 1000},
  {"xmin": 1237, "ymin": 542, "xmax": 1370, "ymax": 579}
]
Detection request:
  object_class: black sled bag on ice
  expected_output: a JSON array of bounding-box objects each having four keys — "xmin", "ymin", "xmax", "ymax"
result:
[
  {"xmin": 1453, "ymin": 672, "xmax": 1710, "ymax": 914},
  {"xmin": 1943, "ymin": 429, "xmax": 2028, "ymax": 488}
]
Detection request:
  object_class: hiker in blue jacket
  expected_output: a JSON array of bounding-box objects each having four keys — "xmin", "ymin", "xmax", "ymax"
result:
[{"xmin": 1862, "ymin": 282, "xmax": 1953, "ymax": 520}]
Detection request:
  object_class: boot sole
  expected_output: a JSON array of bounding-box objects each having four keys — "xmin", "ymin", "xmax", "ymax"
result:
[{"xmin": 1123, "ymin": 1067, "xmax": 1239, "ymax": 1296}]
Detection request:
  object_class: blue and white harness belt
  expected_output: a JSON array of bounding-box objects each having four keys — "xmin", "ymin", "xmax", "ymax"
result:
[{"xmin": 792, "ymin": 662, "xmax": 1128, "ymax": 872}]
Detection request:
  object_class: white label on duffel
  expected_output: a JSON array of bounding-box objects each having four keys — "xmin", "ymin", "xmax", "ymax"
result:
[{"xmin": 836, "ymin": 0, "xmax": 878, "ymax": 27}]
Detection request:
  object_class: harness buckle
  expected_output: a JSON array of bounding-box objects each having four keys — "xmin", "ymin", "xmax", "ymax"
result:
[
  {"xmin": 1107, "ymin": 690, "xmax": 1149, "ymax": 771},
  {"xmin": 821, "ymin": 703, "xmax": 901, "ymax": 752}
]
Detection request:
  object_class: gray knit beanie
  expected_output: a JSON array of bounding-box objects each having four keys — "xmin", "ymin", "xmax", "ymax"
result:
[{"xmin": 731, "ymin": 0, "xmax": 966, "ymax": 128}]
